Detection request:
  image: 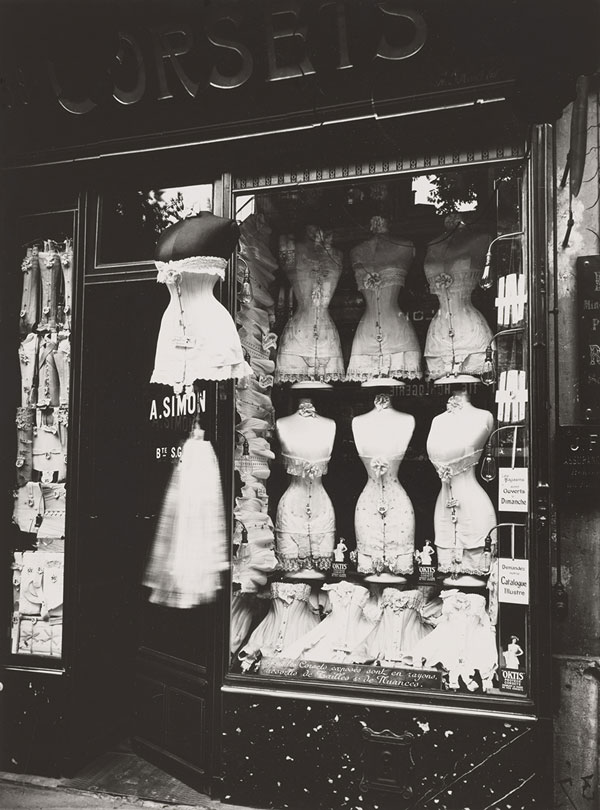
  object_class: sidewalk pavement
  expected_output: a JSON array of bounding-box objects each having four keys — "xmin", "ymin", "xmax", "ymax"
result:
[{"xmin": 0, "ymin": 771, "xmax": 251, "ymax": 810}]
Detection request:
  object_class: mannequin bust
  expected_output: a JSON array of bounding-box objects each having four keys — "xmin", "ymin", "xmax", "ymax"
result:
[
  {"xmin": 275, "ymin": 225, "xmax": 344, "ymax": 385},
  {"xmin": 426, "ymin": 387, "xmax": 496, "ymax": 585},
  {"xmin": 424, "ymin": 215, "xmax": 493, "ymax": 383},
  {"xmin": 275, "ymin": 398, "xmax": 336, "ymax": 579},
  {"xmin": 150, "ymin": 212, "xmax": 252, "ymax": 390},
  {"xmin": 347, "ymin": 216, "xmax": 421, "ymax": 384},
  {"xmin": 352, "ymin": 393, "xmax": 416, "ymax": 581}
]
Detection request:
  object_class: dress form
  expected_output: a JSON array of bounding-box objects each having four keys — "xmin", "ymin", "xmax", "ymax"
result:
[
  {"xmin": 352, "ymin": 393, "xmax": 416, "ymax": 582},
  {"xmin": 347, "ymin": 217, "xmax": 421, "ymax": 385},
  {"xmin": 275, "ymin": 398, "xmax": 336, "ymax": 579},
  {"xmin": 275, "ymin": 226, "xmax": 344, "ymax": 386},
  {"xmin": 424, "ymin": 218, "xmax": 493, "ymax": 383},
  {"xmin": 426, "ymin": 387, "xmax": 495, "ymax": 586}
]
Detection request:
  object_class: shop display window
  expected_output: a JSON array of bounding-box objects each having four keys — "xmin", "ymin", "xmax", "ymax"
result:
[
  {"xmin": 228, "ymin": 163, "xmax": 533, "ymax": 704},
  {"xmin": 8, "ymin": 211, "xmax": 75, "ymax": 661}
]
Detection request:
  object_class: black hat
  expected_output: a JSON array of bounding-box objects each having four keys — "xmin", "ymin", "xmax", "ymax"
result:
[{"xmin": 155, "ymin": 212, "xmax": 240, "ymax": 262}]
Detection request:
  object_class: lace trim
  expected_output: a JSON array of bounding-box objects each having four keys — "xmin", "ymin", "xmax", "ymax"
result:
[
  {"xmin": 354, "ymin": 554, "xmax": 413, "ymax": 576},
  {"xmin": 155, "ymin": 255, "xmax": 227, "ymax": 283},
  {"xmin": 276, "ymin": 553, "xmax": 333, "ymax": 572},
  {"xmin": 432, "ymin": 451, "xmax": 481, "ymax": 482},
  {"xmin": 149, "ymin": 358, "xmax": 253, "ymax": 388},
  {"xmin": 274, "ymin": 371, "xmax": 345, "ymax": 383},
  {"xmin": 270, "ymin": 581, "xmax": 312, "ymax": 602},
  {"xmin": 381, "ymin": 589, "xmax": 423, "ymax": 612},
  {"xmin": 16, "ymin": 407, "xmax": 34, "ymax": 431},
  {"xmin": 282, "ymin": 454, "xmax": 329, "ymax": 479},
  {"xmin": 345, "ymin": 369, "xmax": 422, "ymax": 382}
]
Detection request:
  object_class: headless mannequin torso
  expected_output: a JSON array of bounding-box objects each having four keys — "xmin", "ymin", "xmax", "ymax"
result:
[
  {"xmin": 347, "ymin": 217, "xmax": 421, "ymax": 383},
  {"xmin": 352, "ymin": 394, "xmax": 416, "ymax": 581},
  {"xmin": 426, "ymin": 388, "xmax": 496, "ymax": 584},
  {"xmin": 275, "ymin": 398, "xmax": 336, "ymax": 579}
]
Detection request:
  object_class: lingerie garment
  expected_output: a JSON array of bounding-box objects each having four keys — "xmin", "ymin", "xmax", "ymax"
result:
[
  {"xmin": 282, "ymin": 582, "xmax": 376, "ymax": 663},
  {"xmin": 235, "ymin": 433, "xmax": 275, "ymax": 482},
  {"xmin": 353, "ymin": 588, "xmax": 431, "ymax": 666},
  {"xmin": 37, "ymin": 336, "xmax": 60, "ymax": 408},
  {"xmin": 239, "ymin": 582, "xmax": 320, "ymax": 665},
  {"xmin": 19, "ymin": 247, "xmax": 40, "ymax": 335},
  {"xmin": 38, "ymin": 248, "xmax": 61, "ymax": 332},
  {"xmin": 424, "ymin": 258, "xmax": 493, "ymax": 380},
  {"xmin": 150, "ymin": 256, "xmax": 252, "ymax": 390},
  {"xmin": 275, "ymin": 239, "xmax": 344, "ymax": 383},
  {"xmin": 143, "ymin": 434, "xmax": 228, "ymax": 607},
  {"xmin": 347, "ymin": 265, "xmax": 421, "ymax": 381},
  {"xmin": 32, "ymin": 408, "xmax": 67, "ymax": 483},
  {"xmin": 429, "ymin": 451, "xmax": 496, "ymax": 576},
  {"xmin": 355, "ymin": 455, "xmax": 415, "ymax": 576},
  {"xmin": 412, "ymin": 590, "xmax": 498, "ymax": 691},
  {"xmin": 15, "ymin": 407, "xmax": 35, "ymax": 487},
  {"xmin": 19, "ymin": 333, "xmax": 39, "ymax": 407},
  {"xmin": 275, "ymin": 453, "xmax": 335, "ymax": 572},
  {"xmin": 54, "ymin": 337, "xmax": 71, "ymax": 405},
  {"xmin": 38, "ymin": 483, "xmax": 67, "ymax": 540},
  {"xmin": 59, "ymin": 242, "xmax": 73, "ymax": 332},
  {"xmin": 13, "ymin": 481, "xmax": 44, "ymax": 534},
  {"xmin": 18, "ymin": 550, "xmax": 63, "ymax": 617},
  {"xmin": 230, "ymin": 592, "xmax": 268, "ymax": 655}
]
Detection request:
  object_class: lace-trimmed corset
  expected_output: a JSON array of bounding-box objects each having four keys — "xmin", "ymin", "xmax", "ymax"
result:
[
  {"xmin": 360, "ymin": 454, "xmax": 403, "ymax": 481},
  {"xmin": 324, "ymin": 581, "xmax": 370, "ymax": 609},
  {"xmin": 282, "ymin": 453, "xmax": 329, "ymax": 479},
  {"xmin": 354, "ymin": 264, "xmax": 408, "ymax": 291},
  {"xmin": 271, "ymin": 581, "xmax": 312, "ymax": 604},
  {"xmin": 155, "ymin": 255, "xmax": 227, "ymax": 283},
  {"xmin": 380, "ymin": 587, "xmax": 424, "ymax": 613},
  {"xmin": 425, "ymin": 260, "xmax": 482, "ymax": 298},
  {"xmin": 432, "ymin": 450, "xmax": 481, "ymax": 482}
]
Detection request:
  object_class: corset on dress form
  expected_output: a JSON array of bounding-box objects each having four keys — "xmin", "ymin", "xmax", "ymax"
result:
[
  {"xmin": 347, "ymin": 262, "xmax": 421, "ymax": 382},
  {"xmin": 239, "ymin": 582, "xmax": 320, "ymax": 663},
  {"xmin": 150, "ymin": 256, "xmax": 252, "ymax": 390},
  {"xmin": 354, "ymin": 588, "xmax": 431, "ymax": 666},
  {"xmin": 424, "ymin": 256, "xmax": 493, "ymax": 380},
  {"xmin": 412, "ymin": 589, "xmax": 498, "ymax": 690},
  {"xmin": 355, "ymin": 454, "xmax": 415, "ymax": 576},
  {"xmin": 275, "ymin": 239, "xmax": 344, "ymax": 383},
  {"xmin": 38, "ymin": 248, "xmax": 61, "ymax": 332},
  {"xmin": 275, "ymin": 454, "xmax": 335, "ymax": 572},
  {"xmin": 427, "ymin": 415, "xmax": 496, "ymax": 577},
  {"xmin": 19, "ymin": 333, "xmax": 38, "ymax": 407},
  {"xmin": 20, "ymin": 247, "xmax": 40, "ymax": 335},
  {"xmin": 282, "ymin": 581, "xmax": 375, "ymax": 662}
]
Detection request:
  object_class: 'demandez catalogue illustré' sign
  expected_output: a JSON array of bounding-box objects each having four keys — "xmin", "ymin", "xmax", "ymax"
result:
[{"xmin": 577, "ymin": 255, "xmax": 600, "ymax": 420}]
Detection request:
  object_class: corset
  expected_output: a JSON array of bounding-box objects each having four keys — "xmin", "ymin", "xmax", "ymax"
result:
[
  {"xmin": 19, "ymin": 333, "xmax": 39, "ymax": 407},
  {"xmin": 431, "ymin": 450, "xmax": 481, "ymax": 482},
  {"xmin": 32, "ymin": 409, "xmax": 67, "ymax": 482},
  {"xmin": 37, "ymin": 337, "xmax": 60, "ymax": 408},
  {"xmin": 15, "ymin": 406, "xmax": 35, "ymax": 487},
  {"xmin": 13, "ymin": 481, "xmax": 44, "ymax": 534},
  {"xmin": 20, "ymin": 247, "xmax": 40, "ymax": 335},
  {"xmin": 38, "ymin": 249, "xmax": 61, "ymax": 331},
  {"xmin": 59, "ymin": 243, "xmax": 73, "ymax": 332},
  {"xmin": 38, "ymin": 483, "xmax": 67, "ymax": 540},
  {"xmin": 54, "ymin": 337, "xmax": 71, "ymax": 405}
]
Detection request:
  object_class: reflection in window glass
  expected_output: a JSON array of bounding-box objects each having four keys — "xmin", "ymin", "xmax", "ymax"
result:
[
  {"xmin": 229, "ymin": 166, "xmax": 532, "ymax": 702},
  {"xmin": 97, "ymin": 184, "xmax": 213, "ymax": 266}
]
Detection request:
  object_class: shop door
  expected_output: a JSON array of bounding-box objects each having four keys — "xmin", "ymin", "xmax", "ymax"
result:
[{"xmin": 75, "ymin": 276, "xmax": 221, "ymax": 792}]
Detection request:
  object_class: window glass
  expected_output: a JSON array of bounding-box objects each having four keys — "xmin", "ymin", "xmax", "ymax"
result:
[
  {"xmin": 229, "ymin": 165, "xmax": 532, "ymax": 702},
  {"xmin": 96, "ymin": 184, "xmax": 213, "ymax": 267}
]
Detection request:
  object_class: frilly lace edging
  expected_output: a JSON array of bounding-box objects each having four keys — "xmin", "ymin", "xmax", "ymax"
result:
[
  {"xmin": 274, "ymin": 372, "xmax": 346, "ymax": 384},
  {"xmin": 155, "ymin": 255, "xmax": 227, "ymax": 282},
  {"xmin": 150, "ymin": 359, "xmax": 253, "ymax": 388},
  {"xmin": 345, "ymin": 369, "xmax": 422, "ymax": 382},
  {"xmin": 276, "ymin": 553, "xmax": 333, "ymax": 572}
]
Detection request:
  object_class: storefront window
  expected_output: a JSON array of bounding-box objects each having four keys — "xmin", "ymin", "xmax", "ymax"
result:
[
  {"xmin": 96, "ymin": 184, "xmax": 213, "ymax": 267},
  {"xmin": 9, "ymin": 210, "xmax": 76, "ymax": 661},
  {"xmin": 228, "ymin": 164, "xmax": 532, "ymax": 703}
]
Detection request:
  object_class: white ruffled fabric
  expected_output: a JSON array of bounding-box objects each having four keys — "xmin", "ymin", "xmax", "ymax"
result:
[
  {"xmin": 143, "ymin": 432, "xmax": 228, "ymax": 607},
  {"xmin": 150, "ymin": 256, "xmax": 252, "ymax": 389}
]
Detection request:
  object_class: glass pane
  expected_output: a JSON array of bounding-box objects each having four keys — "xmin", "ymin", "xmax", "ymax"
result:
[
  {"xmin": 8, "ymin": 211, "xmax": 75, "ymax": 661},
  {"xmin": 96, "ymin": 184, "xmax": 213, "ymax": 266},
  {"xmin": 229, "ymin": 165, "xmax": 531, "ymax": 702}
]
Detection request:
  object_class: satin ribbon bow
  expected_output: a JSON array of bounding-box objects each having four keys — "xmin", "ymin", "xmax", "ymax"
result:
[{"xmin": 370, "ymin": 458, "xmax": 389, "ymax": 477}]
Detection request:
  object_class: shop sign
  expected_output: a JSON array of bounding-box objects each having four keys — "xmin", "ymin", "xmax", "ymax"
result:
[
  {"xmin": 498, "ymin": 467, "xmax": 528, "ymax": 513},
  {"xmin": 498, "ymin": 557, "xmax": 529, "ymax": 604},
  {"xmin": 260, "ymin": 657, "xmax": 444, "ymax": 690},
  {"xmin": 576, "ymin": 255, "xmax": 600, "ymax": 421},
  {"xmin": 499, "ymin": 668, "xmax": 527, "ymax": 694}
]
